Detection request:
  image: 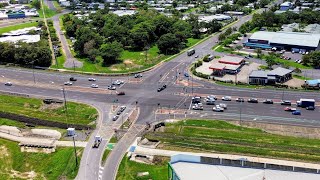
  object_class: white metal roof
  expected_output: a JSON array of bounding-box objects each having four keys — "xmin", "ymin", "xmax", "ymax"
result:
[
  {"xmin": 171, "ymin": 162, "xmax": 320, "ymax": 180},
  {"xmin": 249, "ymin": 31, "xmax": 320, "ymax": 47},
  {"xmin": 0, "ymin": 35, "xmax": 40, "ymax": 43}
]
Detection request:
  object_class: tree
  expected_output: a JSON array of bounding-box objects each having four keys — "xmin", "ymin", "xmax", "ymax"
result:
[
  {"xmin": 218, "ymin": 33, "xmax": 226, "ymax": 41},
  {"xmin": 100, "ymin": 41, "xmax": 123, "ymax": 65},
  {"xmin": 235, "ymin": 45, "xmax": 242, "ymax": 52},
  {"xmin": 31, "ymin": 0, "xmax": 41, "ymax": 9},
  {"xmin": 303, "ymin": 51, "xmax": 320, "ymax": 68},
  {"xmin": 265, "ymin": 55, "xmax": 276, "ymax": 69},
  {"xmin": 254, "ymin": 48, "xmax": 262, "ymax": 58},
  {"xmin": 156, "ymin": 33, "xmax": 182, "ymax": 55}
]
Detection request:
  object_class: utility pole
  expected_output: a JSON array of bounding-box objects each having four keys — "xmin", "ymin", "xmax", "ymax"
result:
[
  {"xmin": 73, "ymin": 60, "xmax": 76, "ymax": 72},
  {"xmin": 240, "ymin": 101, "xmax": 242, "ymax": 126},
  {"xmin": 61, "ymin": 86, "xmax": 69, "ymax": 126},
  {"xmin": 192, "ymin": 75, "xmax": 194, "ymax": 95},
  {"xmin": 72, "ymin": 135, "xmax": 78, "ymax": 166},
  {"xmin": 32, "ymin": 61, "xmax": 36, "ymax": 84}
]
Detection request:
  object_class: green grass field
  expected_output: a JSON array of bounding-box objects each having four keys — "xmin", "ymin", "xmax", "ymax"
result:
[
  {"xmin": 0, "ymin": 138, "xmax": 82, "ymax": 180},
  {"xmin": 145, "ymin": 120, "xmax": 320, "ymax": 162},
  {"xmin": 38, "ymin": 0, "xmax": 57, "ymax": 18},
  {"xmin": 117, "ymin": 155, "xmax": 169, "ymax": 180},
  {"xmin": 0, "ymin": 94, "xmax": 97, "ymax": 126},
  {"xmin": 52, "ymin": 1, "xmax": 63, "ymax": 12},
  {"xmin": 0, "ymin": 22, "xmax": 38, "ymax": 35},
  {"xmin": 0, "ymin": 118, "xmax": 25, "ymax": 128}
]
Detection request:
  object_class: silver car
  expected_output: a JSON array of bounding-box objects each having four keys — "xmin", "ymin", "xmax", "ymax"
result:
[
  {"xmin": 222, "ymin": 96, "xmax": 231, "ymax": 101},
  {"xmin": 91, "ymin": 84, "xmax": 99, "ymax": 88},
  {"xmin": 64, "ymin": 81, "xmax": 73, "ymax": 86}
]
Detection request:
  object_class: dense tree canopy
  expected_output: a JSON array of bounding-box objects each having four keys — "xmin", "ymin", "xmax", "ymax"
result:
[
  {"xmin": 63, "ymin": 9, "xmax": 223, "ymax": 64},
  {"xmin": 0, "ymin": 40, "xmax": 52, "ymax": 67},
  {"xmin": 302, "ymin": 51, "xmax": 320, "ymax": 68}
]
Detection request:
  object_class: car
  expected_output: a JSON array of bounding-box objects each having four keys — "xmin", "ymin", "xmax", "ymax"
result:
[
  {"xmin": 88, "ymin": 78, "xmax": 96, "ymax": 81},
  {"xmin": 157, "ymin": 84, "xmax": 167, "ymax": 92},
  {"xmin": 112, "ymin": 115, "xmax": 119, "ymax": 121},
  {"xmin": 184, "ymin": 72, "xmax": 189, "ymax": 77},
  {"xmin": 112, "ymin": 80, "xmax": 123, "ymax": 85},
  {"xmin": 206, "ymin": 99, "xmax": 215, "ymax": 105},
  {"xmin": 284, "ymin": 107, "xmax": 296, "ymax": 111},
  {"xmin": 116, "ymin": 110, "xmax": 122, "ymax": 115},
  {"xmin": 4, "ymin": 82, "xmax": 12, "ymax": 86},
  {"xmin": 107, "ymin": 85, "xmax": 116, "ymax": 90},
  {"xmin": 91, "ymin": 84, "xmax": 98, "ymax": 88},
  {"xmin": 247, "ymin": 98, "xmax": 258, "ymax": 103},
  {"xmin": 236, "ymin": 98, "xmax": 244, "ymax": 102},
  {"xmin": 195, "ymin": 55, "xmax": 199, "ymax": 58},
  {"xmin": 295, "ymin": 59, "xmax": 299, "ymax": 63},
  {"xmin": 213, "ymin": 106, "xmax": 224, "ymax": 112},
  {"xmin": 207, "ymin": 95, "xmax": 217, "ymax": 100},
  {"xmin": 120, "ymin": 106, "xmax": 126, "ymax": 112},
  {"xmin": 219, "ymin": 103, "xmax": 227, "ymax": 109},
  {"xmin": 292, "ymin": 110, "xmax": 301, "ymax": 115},
  {"xmin": 69, "ymin": 77, "xmax": 77, "ymax": 81},
  {"xmin": 281, "ymin": 100, "xmax": 291, "ymax": 106},
  {"xmin": 248, "ymin": 54, "xmax": 253, "ymax": 58},
  {"xmin": 297, "ymin": 60, "xmax": 302, "ymax": 63},
  {"xmin": 263, "ymin": 99, "xmax": 273, "ymax": 104},
  {"xmin": 192, "ymin": 104, "xmax": 203, "ymax": 110},
  {"xmin": 306, "ymin": 106, "xmax": 315, "ymax": 110},
  {"xmin": 116, "ymin": 91, "xmax": 125, "ymax": 95},
  {"xmin": 222, "ymin": 96, "xmax": 231, "ymax": 101},
  {"xmin": 192, "ymin": 96, "xmax": 202, "ymax": 104},
  {"xmin": 64, "ymin": 81, "xmax": 73, "ymax": 86},
  {"xmin": 134, "ymin": 74, "xmax": 143, "ymax": 78}
]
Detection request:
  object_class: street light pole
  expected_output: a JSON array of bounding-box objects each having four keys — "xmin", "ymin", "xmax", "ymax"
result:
[
  {"xmin": 32, "ymin": 61, "xmax": 36, "ymax": 84},
  {"xmin": 61, "ymin": 86, "xmax": 69, "ymax": 126},
  {"xmin": 240, "ymin": 101, "xmax": 242, "ymax": 126},
  {"xmin": 72, "ymin": 135, "xmax": 78, "ymax": 166}
]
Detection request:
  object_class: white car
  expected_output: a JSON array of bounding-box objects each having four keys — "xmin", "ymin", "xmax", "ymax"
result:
[
  {"xmin": 112, "ymin": 80, "xmax": 123, "ymax": 85},
  {"xmin": 88, "ymin": 78, "xmax": 96, "ymax": 81},
  {"xmin": 207, "ymin": 95, "xmax": 217, "ymax": 100},
  {"xmin": 107, "ymin": 85, "xmax": 116, "ymax": 90},
  {"xmin": 64, "ymin": 81, "xmax": 73, "ymax": 86},
  {"xmin": 91, "ymin": 84, "xmax": 98, "ymax": 88},
  {"xmin": 5, "ymin": 82, "xmax": 12, "ymax": 86},
  {"xmin": 192, "ymin": 104, "xmax": 203, "ymax": 110},
  {"xmin": 222, "ymin": 96, "xmax": 232, "ymax": 101},
  {"xmin": 213, "ymin": 107, "xmax": 224, "ymax": 112},
  {"xmin": 219, "ymin": 103, "xmax": 227, "ymax": 109}
]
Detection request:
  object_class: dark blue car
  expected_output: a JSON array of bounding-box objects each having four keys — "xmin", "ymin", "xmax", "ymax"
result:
[
  {"xmin": 184, "ymin": 72, "xmax": 189, "ymax": 77},
  {"xmin": 292, "ymin": 110, "xmax": 301, "ymax": 115}
]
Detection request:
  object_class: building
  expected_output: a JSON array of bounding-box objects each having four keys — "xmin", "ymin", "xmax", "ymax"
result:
[
  {"xmin": 305, "ymin": 79, "xmax": 320, "ymax": 87},
  {"xmin": 0, "ymin": 35, "xmax": 40, "ymax": 43},
  {"xmin": 209, "ymin": 55, "xmax": 245, "ymax": 75},
  {"xmin": 280, "ymin": 1, "xmax": 293, "ymax": 11},
  {"xmin": 248, "ymin": 67, "xmax": 293, "ymax": 85},
  {"xmin": 244, "ymin": 31, "xmax": 320, "ymax": 51},
  {"xmin": 169, "ymin": 154, "xmax": 320, "ymax": 180},
  {"xmin": 198, "ymin": 14, "xmax": 231, "ymax": 22}
]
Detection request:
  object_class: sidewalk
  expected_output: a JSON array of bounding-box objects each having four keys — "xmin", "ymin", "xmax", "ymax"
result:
[
  {"xmin": 132, "ymin": 143, "xmax": 320, "ymax": 170},
  {"xmin": 0, "ymin": 131, "xmax": 87, "ymax": 147}
]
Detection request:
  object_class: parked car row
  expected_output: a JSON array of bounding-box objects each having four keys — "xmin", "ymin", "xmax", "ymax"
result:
[{"xmin": 113, "ymin": 106, "xmax": 126, "ymax": 121}]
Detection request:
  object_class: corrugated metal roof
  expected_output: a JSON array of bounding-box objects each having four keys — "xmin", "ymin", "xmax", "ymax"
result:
[
  {"xmin": 249, "ymin": 31, "xmax": 320, "ymax": 47},
  {"xmin": 268, "ymin": 67, "xmax": 293, "ymax": 76},
  {"xmin": 249, "ymin": 70, "xmax": 269, "ymax": 78}
]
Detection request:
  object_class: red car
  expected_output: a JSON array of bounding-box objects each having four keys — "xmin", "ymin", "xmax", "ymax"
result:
[
  {"xmin": 284, "ymin": 107, "xmax": 296, "ymax": 111},
  {"xmin": 116, "ymin": 91, "xmax": 125, "ymax": 95}
]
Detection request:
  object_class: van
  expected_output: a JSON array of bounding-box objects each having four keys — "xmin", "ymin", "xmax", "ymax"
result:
[{"xmin": 208, "ymin": 55, "xmax": 214, "ymax": 61}]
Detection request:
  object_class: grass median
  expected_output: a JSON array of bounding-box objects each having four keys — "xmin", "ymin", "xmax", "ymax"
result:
[
  {"xmin": 145, "ymin": 119, "xmax": 320, "ymax": 163},
  {"xmin": 0, "ymin": 138, "xmax": 82, "ymax": 180},
  {"xmin": 117, "ymin": 155, "xmax": 169, "ymax": 180},
  {"xmin": 0, "ymin": 94, "xmax": 97, "ymax": 126}
]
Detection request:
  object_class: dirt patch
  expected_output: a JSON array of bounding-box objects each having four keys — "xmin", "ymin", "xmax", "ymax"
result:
[
  {"xmin": 10, "ymin": 170, "xmax": 37, "ymax": 179},
  {"xmin": 231, "ymin": 121, "xmax": 320, "ymax": 139},
  {"xmin": 284, "ymin": 78, "xmax": 305, "ymax": 88},
  {"xmin": 24, "ymin": 103, "xmax": 30, "ymax": 108},
  {"xmin": 0, "ymin": 145, "xmax": 9, "ymax": 157},
  {"xmin": 39, "ymin": 103, "xmax": 63, "ymax": 111},
  {"xmin": 123, "ymin": 60, "xmax": 134, "ymax": 65}
]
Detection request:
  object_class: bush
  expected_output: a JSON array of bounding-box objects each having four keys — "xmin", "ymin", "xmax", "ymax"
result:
[{"xmin": 203, "ymin": 55, "xmax": 210, "ymax": 62}]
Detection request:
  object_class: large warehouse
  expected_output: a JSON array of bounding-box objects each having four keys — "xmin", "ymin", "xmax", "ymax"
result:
[{"xmin": 244, "ymin": 31, "xmax": 320, "ymax": 51}]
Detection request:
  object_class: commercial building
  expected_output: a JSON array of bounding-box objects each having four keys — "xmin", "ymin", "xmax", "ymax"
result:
[
  {"xmin": 248, "ymin": 67, "xmax": 293, "ymax": 85},
  {"xmin": 244, "ymin": 31, "xmax": 320, "ymax": 51},
  {"xmin": 209, "ymin": 55, "xmax": 245, "ymax": 75},
  {"xmin": 169, "ymin": 154, "xmax": 320, "ymax": 180},
  {"xmin": 0, "ymin": 35, "xmax": 40, "ymax": 43}
]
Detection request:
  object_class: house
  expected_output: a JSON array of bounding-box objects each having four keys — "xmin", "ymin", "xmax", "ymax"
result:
[{"xmin": 280, "ymin": 2, "xmax": 293, "ymax": 11}]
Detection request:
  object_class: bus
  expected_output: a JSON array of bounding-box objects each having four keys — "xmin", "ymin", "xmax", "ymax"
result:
[{"xmin": 187, "ymin": 49, "xmax": 195, "ymax": 56}]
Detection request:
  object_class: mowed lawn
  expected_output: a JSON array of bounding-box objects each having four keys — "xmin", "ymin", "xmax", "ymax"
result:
[
  {"xmin": 0, "ymin": 138, "xmax": 82, "ymax": 180},
  {"xmin": 117, "ymin": 155, "xmax": 169, "ymax": 180},
  {"xmin": 145, "ymin": 120, "xmax": 320, "ymax": 163},
  {"xmin": 68, "ymin": 38, "xmax": 200, "ymax": 73},
  {"xmin": 0, "ymin": 94, "xmax": 98, "ymax": 125},
  {"xmin": 0, "ymin": 22, "xmax": 38, "ymax": 35}
]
